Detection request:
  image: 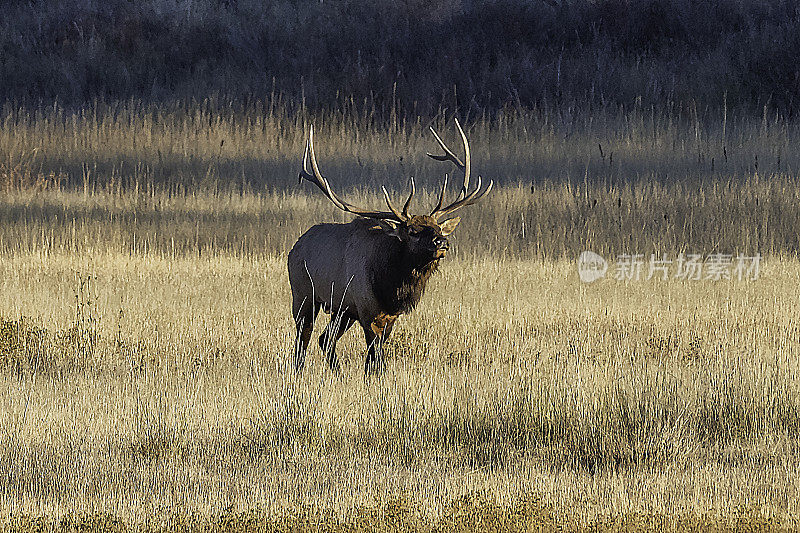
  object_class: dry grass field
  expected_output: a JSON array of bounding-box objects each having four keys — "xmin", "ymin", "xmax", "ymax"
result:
[{"xmin": 1, "ymin": 104, "xmax": 799, "ymax": 530}]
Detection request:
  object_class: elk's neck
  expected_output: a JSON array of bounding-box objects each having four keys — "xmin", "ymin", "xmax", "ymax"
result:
[{"xmin": 370, "ymin": 242, "xmax": 440, "ymax": 315}]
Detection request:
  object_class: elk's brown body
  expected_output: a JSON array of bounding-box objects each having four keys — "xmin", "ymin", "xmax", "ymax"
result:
[{"xmin": 289, "ymin": 120, "xmax": 491, "ymax": 374}]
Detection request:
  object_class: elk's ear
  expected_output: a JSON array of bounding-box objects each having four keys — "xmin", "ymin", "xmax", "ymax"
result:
[
  {"xmin": 439, "ymin": 217, "xmax": 461, "ymax": 236},
  {"xmin": 379, "ymin": 220, "xmax": 403, "ymax": 240}
]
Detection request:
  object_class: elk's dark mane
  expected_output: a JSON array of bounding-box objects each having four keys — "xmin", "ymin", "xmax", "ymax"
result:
[{"xmin": 369, "ymin": 235, "xmax": 440, "ymax": 315}]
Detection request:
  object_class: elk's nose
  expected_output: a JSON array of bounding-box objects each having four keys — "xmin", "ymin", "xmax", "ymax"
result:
[{"xmin": 434, "ymin": 237, "xmax": 449, "ymax": 250}]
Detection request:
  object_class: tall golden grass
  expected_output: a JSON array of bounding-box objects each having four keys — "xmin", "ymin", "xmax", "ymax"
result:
[{"xmin": 0, "ymin": 103, "xmax": 798, "ymax": 530}]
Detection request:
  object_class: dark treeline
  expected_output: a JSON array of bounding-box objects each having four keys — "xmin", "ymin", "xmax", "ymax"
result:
[{"xmin": 1, "ymin": 0, "xmax": 800, "ymax": 119}]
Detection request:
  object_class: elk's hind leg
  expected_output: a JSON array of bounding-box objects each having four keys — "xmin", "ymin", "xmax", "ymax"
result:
[
  {"xmin": 292, "ymin": 295, "xmax": 319, "ymax": 372},
  {"xmin": 319, "ymin": 313, "xmax": 355, "ymax": 372}
]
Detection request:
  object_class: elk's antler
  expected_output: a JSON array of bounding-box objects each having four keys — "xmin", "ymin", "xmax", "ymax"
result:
[
  {"xmin": 427, "ymin": 119, "xmax": 493, "ymax": 220},
  {"xmin": 299, "ymin": 126, "xmax": 413, "ymax": 223}
]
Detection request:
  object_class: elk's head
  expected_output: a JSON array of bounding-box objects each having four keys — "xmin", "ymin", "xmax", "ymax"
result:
[
  {"xmin": 298, "ymin": 119, "xmax": 492, "ymax": 261},
  {"xmin": 386, "ymin": 214, "xmax": 459, "ymax": 261}
]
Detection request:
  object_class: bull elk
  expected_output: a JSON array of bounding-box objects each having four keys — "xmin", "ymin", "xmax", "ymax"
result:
[{"xmin": 288, "ymin": 120, "xmax": 492, "ymax": 375}]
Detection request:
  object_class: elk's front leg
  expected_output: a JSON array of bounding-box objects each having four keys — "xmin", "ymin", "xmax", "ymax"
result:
[{"xmin": 362, "ymin": 315, "xmax": 396, "ymax": 376}]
